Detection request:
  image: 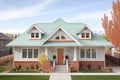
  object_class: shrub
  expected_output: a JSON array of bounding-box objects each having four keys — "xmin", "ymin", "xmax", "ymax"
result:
[
  {"xmin": 18, "ymin": 64, "xmax": 21, "ymax": 70},
  {"xmin": 87, "ymin": 64, "xmax": 91, "ymax": 70},
  {"xmin": 108, "ymin": 67, "xmax": 113, "ymax": 72},
  {"xmin": 36, "ymin": 64, "xmax": 39, "ymax": 69},
  {"xmin": 97, "ymin": 65, "xmax": 101, "ymax": 70},
  {"xmin": 79, "ymin": 64, "xmax": 83, "ymax": 71}
]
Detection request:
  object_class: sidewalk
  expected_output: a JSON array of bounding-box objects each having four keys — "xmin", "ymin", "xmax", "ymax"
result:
[{"xmin": 49, "ymin": 73, "xmax": 71, "ymax": 80}]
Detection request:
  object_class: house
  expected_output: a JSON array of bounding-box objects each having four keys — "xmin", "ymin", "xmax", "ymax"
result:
[
  {"xmin": 7, "ymin": 18, "xmax": 112, "ymax": 72},
  {"xmin": 0, "ymin": 33, "xmax": 12, "ymax": 57}
]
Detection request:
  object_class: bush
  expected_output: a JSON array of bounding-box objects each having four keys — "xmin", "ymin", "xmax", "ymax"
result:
[
  {"xmin": 36, "ymin": 64, "xmax": 39, "ymax": 69},
  {"xmin": 30, "ymin": 64, "xmax": 34, "ymax": 70},
  {"xmin": 18, "ymin": 64, "xmax": 22, "ymax": 70},
  {"xmin": 97, "ymin": 65, "xmax": 101, "ymax": 70},
  {"xmin": 87, "ymin": 64, "xmax": 91, "ymax": 70},
  {"xmin": 79, "ymin": 64, "xmax": 83, "ymax": 71}
]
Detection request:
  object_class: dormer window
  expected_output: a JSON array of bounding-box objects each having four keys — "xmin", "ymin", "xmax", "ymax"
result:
[
  {"xmin": 78, "ymin": 26, "xmax": 92, "ymax": 40},
  {"xmin": 31, "ymin": 32, "xmax": 40, "ymax": 39}
]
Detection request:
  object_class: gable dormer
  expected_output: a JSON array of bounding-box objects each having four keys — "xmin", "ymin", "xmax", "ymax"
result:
[
  {"xmin": 26, "ymin": 25, "xmax": 44, "ymax": 40},
  {"xmin": 78, "ymin": 25, "xmax": 92, "ymax": 40}
]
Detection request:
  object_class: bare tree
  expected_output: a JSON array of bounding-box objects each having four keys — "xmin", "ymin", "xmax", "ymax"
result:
[{"xmin": 102, "ymin": 0, "xmax": 120, "ymax": 51}]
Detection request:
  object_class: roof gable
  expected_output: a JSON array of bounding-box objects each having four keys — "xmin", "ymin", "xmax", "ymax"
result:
[
  {"xmin": 25, "ymin": 25, "xmax": 44, "ymax": 34},
  {"xmin": 41, "ymin": 27, "xmax": 81, "ymax": 45}
]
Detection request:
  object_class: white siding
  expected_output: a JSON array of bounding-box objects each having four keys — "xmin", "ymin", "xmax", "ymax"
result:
[
  {"xmin": 29, "ymin": 28, "xmax": 41, "ymax": 39},
  {"xmin": 13, "ymin": 47, "xmax": 41, "ymax": 61},
  {"xmin": 13, "ymin": 47, "xmax": 105, "ymax": 62},
  {"xmin": 79, "ymin": 47, "xmax": 105, "ymax": 61}
]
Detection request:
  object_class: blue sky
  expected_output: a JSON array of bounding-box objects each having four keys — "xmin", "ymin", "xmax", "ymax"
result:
[{"xmin": 0, "ymin": 0, "xmax": 114, "ymax": 33}]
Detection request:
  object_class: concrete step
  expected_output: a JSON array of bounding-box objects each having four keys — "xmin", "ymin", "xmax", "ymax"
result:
[{"xmin": 54, "ymin": 65, "xmax": 68, "ymax": 73}]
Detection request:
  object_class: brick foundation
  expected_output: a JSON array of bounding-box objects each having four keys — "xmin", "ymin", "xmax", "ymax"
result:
[
  {"xmin": 79, "ymin": 61, "xmax": 104, "ymax": 68},
  {"xmin": 14, "ymin": 61, "xmax": 53, "ymax": 72}
]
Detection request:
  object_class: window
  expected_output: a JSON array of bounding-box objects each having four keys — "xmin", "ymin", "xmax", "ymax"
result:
[
  {"xmin": 31, "ymin": 33, "xmax": 39, "ymax": 38},
  {"xmin": 34, "ymin": 49, "xmax": 38, "ymax": 58},
  {"xmin": 80, "ymin": 32, "xmax": 91, "ymax": 39},
  {"xmin": 36, "ymin": 33, "xmax": 39, "ymax": 38},
  {"xmin": 28, "ymin": 49, "xmax": 32, "ymax": 58},
  {"xmin": 31, "ymin": 33, "xmax": 34, "ymax": 38},
  {"xmin": 22, "ymin": 49, "xmax": 39, "ymax": 59},
  {"xmin": 22, "ymin": 49, "xmax": 27, "ymax": 58},
  {"xmin": 80, "ymin": 48, "xmax": 96, "ymax": 59},
  {"xmin": 55, "ymin": 35, "xmax": 66, "ymax": 40},
  {"xmin": 86, "ymin": 33, "xmax": 89, "ymax": 38},
  {"xmin": 80, "ymin": 49, "xmax": 85, "ymax": 58},
  {"xmin": 86, "ymin": 49, "xmax": 91, "ymax": 58},
  {"xmin": 61, "ymin": 35, "xmax": 66, "ymax": 39},
  {"xmin": 55, "ymin": 36, "xmax": 60, "ymax": 40},
  {"xmin": 92, "ymin": 49, "xmax": 96, "ymax": 58},
  {"xmin": 81, "ymin": 33, "xmax": 85, "ymax": 38}
]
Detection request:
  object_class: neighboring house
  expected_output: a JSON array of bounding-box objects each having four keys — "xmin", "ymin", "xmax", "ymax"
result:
[
  {"xmin": 0, "ymin": 33, "xmax": 12, "ymax": 57},
  {"xmin": 7, "ymin": 18, "xmax": 112, "ymax": 72}
]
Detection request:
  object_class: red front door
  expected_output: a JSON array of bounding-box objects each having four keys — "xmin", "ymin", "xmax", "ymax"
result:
[{"xmin": 58, "ymin": 49, "xmax": 64, "ymax": 65}]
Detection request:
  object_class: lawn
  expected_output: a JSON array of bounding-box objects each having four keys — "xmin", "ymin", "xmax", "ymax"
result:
[
  {"xmin": 0, "ymin": 66, "xmax": 7, "ymax": 72},
  {"xmin": 72, "ymin": 75, "xmax": 120, "ymax": 80},
  {"xmin": 0, "ymin": 76, "xmax": 49, "ymax": 80}
]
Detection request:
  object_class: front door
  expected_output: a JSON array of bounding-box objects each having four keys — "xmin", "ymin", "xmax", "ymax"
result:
[{"xmin": 58, "ymin": 49, "xmax": 64, "ymax": 65}]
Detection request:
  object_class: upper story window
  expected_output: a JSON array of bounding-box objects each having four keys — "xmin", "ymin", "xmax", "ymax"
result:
[
  {"xmin": 31, "ymin": 32, "xmax": 40, "ymax": 39},
  {"xmin": 55, "ymin": 35, "xmax": 66, "ymax": 40},
  {"xmin": 78, "ymin": 26, "xmax": 92, "ymax": 40}
]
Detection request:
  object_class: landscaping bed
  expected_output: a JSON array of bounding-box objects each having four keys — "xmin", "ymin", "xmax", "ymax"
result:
[
  {"xmin": 72, "ymin": 75, "xmax": 120, "ymax": 80},
  {"xmin": 0, "ymin": 75, "xmax": 49, "ymax": 80}
]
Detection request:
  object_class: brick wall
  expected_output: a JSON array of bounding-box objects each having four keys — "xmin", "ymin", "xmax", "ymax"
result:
[{"xmin": 14, "ymin": 61, "xmax": 53, "ymax": 72}]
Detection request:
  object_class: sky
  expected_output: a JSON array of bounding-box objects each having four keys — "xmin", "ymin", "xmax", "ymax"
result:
[{"xmin": 0, "ymin": 0, "xmax": 114, "ymax": 33}]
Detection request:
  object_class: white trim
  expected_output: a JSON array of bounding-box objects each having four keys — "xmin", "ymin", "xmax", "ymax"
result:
[
  {"xmin": 79, "ymin": 48, "xmax": 98, "ymax": 61},
  {"xmin": 77, "ymin": 24, "xmax": 94, "ymax": 34},
  {"xmin": 45, "ymin": 47, "xmax": 48, "ymax": 56},
  {"xmin": 73, "ymin": 47, "xmax": 77, "ymax": 61},
  {"xmin": 41, "ymin": 27, "xmax": 81, "ymax": 45},
  {"xmin": 25, "ymin": 25, "xmax": 44, "ymax": 34}
]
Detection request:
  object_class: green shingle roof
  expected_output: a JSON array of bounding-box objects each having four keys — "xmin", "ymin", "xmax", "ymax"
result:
[{"xmin": 7, "ymin": 18, "xmax": 112, "ymax": 47}]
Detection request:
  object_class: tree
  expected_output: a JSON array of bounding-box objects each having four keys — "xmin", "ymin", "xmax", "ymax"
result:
[
  {"xmin": 38, "ymin": 53, "xmax": 48, "ymax": 65},
  {"xmin": 102, "ymin": 0, "xmax": 120, "ymax": 51},
  {"xmin": 101, "ymin": 33, "xmax": 109, "ymax": 41}
]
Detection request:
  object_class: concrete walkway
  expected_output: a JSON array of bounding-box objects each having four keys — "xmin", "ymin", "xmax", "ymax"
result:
[
  {"xmin": 49, "ymin": 73, "xmax": 71, "ymax": 80},
  {"xmin": 111, "ymin": 67, "xmax": 120, "ymax": 73}
]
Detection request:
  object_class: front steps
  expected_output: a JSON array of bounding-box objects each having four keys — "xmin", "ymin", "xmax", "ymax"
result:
[{"xmin": 54, "ymin": 65, "xmax": 68, "ymax": 73}]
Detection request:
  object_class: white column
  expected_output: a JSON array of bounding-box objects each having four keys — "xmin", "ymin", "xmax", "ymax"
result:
[
  {"xmin": 45, "ymin": 47, "xmax": 48, "ymax": 56},
  {"xmin": 73, "ymin": 47, "xmax": 77, "ymax": 61}
]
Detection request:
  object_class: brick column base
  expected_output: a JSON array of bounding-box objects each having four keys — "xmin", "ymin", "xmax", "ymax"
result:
[{"xmin": 70, "ymin": 61, "xmax": 79, "ymax": 72}]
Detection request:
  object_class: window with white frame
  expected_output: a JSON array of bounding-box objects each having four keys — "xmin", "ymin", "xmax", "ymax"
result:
[
  {"xmin": 55, "ymin": 35, "xmax": 66, "ymax": 40},
  {"xmin": 81, "ymin": 32, "xmax": 90, "ymax": 39},
  {"xmin": 31, "ymin": 32, "xmax": 39, "ymax": 39},
  {"xmin": 22, "ymin": 49, "xmax": 27, "ymax": 58},
  {"xmin": 22, "ymin": 49, "xmax": 39, "ymax": 58},
  {"xmin": 80, "ymin": 48, "xmax": 96, "ymax": 59},
  {"xmin": 80, "ymin": 49, "xmax": 85, "ymax": 58},
  {"xmin": 86, "ymin": 49, "xmax": 91, "ymax": 58}
]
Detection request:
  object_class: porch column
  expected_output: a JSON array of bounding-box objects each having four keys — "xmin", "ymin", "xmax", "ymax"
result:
[
  {"xmin": 73, "ymin": 47, "xmax": 77, "ymax": 61},
  {"xmin": 45, "ymin": 47, "xmax": 48, "ymax": 56}
]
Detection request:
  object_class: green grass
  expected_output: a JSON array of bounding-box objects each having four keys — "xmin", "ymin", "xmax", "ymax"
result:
[
  {"xmin": 81, "ymin": 70, "xmax": 109, "ymax": 73},
  {"xmin": 0, "ymin": 66, "xmax": 6, "ymax": 72},
  {"xmin": 0, "ymin": 76, "xmax": 49, "ymax": 80},
  {"xmin": 72, "ymin": 75, "xmax": 120, "ymax": 80},
  {"xmin": 11, "ymin": 70, "xmax": 39, "ymax": 73}
]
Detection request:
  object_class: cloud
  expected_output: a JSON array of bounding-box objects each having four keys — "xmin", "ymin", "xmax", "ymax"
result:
[
  {"xmin": 65, "ymin": 9, "xmax": 112, "ymax": 22},
  {"xmin": 0, "ymin": 0, "xmax": 55, "ymax": 21}
]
